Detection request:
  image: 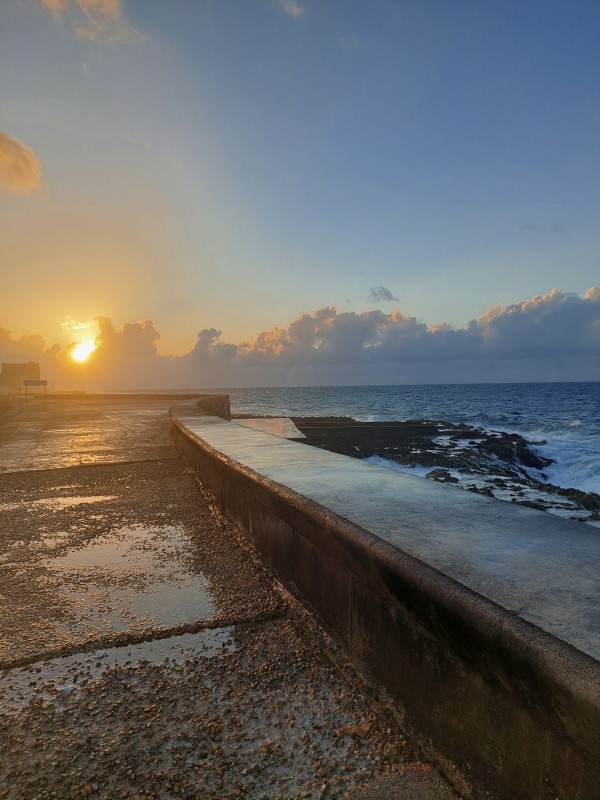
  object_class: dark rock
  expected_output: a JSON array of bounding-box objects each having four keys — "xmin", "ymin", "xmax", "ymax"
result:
[
  {"xmin": 528, "ymin": 481, "xmax": 600, "ymax": 511},
  {"xmin": 516, "ymin": 500, "xmax": 549, "ymax": 511},
  {"xmin": 475, "ymin": 433, "xmax": 553, "ymax": 471},
  {"xmin": 469, "ymin": 486, "xmax": 494, "ymax": 497},
  {"xmin": 426, "ymin": 470, "xmax": 459, "ymax": 484}
]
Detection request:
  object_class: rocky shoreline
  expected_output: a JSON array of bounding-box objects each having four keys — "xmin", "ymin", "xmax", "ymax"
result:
[{"xmin": 290, "ymin": 418, "xmax": 600, "ymax": 526}]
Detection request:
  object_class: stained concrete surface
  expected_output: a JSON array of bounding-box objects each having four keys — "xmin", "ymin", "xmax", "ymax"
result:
[
  {"xmin": 235, "ymin": 417, "xmax": 307, "ymax": 438},
  {"xmin": 0, "ymin": 395, "xmax": 185, "ymax": 472},
  {"xmin": 0, "ymin": 459, "xmax": 280, "ymax": 666},
  {"xmin": 174, "ymin": 412, "xmax": 600, "ymax": 662},
  {"xmin": 0, "ymin": 396, "xmax": 456, "ymax": 800}
]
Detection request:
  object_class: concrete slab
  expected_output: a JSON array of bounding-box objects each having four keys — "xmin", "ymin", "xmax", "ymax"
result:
[
  {"xmin": 235, "ymin": 417, "xmax": 307, "ymax": 438},
  {"xmin": 172, "ymin": 412, "xmax": 600, "ymax": 662},
  {"xmin": 0, "ymin": 396, "xmax": 183, "ymax": 472},
  {"xmin": 0, "ymin": 459, "xmax": 280, "ymax": 665}
]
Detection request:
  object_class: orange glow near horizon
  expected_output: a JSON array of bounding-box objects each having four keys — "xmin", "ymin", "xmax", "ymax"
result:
[{"xmin": 71, "ymin": 339, "xmax": 96, "ymax": 363}]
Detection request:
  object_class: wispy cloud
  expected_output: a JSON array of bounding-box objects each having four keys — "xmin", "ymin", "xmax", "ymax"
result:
[
  {"xmin": 38, "ymin": 0, "xmax": 140, "ymax": 43},
  {"xmin": 0, "ymin": 131, "xmax": 44, "ymax": 194},
  {"xmin": 61, "ymin": 317, "xmax": 96, "ymax": 332},
  {"xmin": 368, "ymin": 286, "xmax": 399, "ymax": 303},
  {"xmin": 273, "ymin": 0, "xmax": 304, "ymax": 19}
]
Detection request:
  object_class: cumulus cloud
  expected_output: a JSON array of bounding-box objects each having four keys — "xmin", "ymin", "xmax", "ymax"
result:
[
  {"xmin": 94, "ymin": 317, "xmax": 160, "ymax": 359},
  {"xmin": 0, "ymin": 131, "xmax": 44, "ymax": 194},
  {"xmin": 273, "ymin": 0, "xmax": 304, "ymax": 19},
  {"xmin": 368, "ymin": 285, "xmax": 399, "ymax": 303},
  {"xmin": 0, "ymin": 328, "xmax": 48, "ymax": 360},
  {"xmin": 1, "ymin": 288, "xmax": 598, "ymax": 390},
  {"xmin": 468, "ymin": 288, "xmax": 600, "ymax": 358},
  {"xmin": 178, "ymin": 287, "xmax": 600, "ymax": 381},
  {"xmin": 38, "ymin": 0, "xmax": 140, "ymax": 43}
]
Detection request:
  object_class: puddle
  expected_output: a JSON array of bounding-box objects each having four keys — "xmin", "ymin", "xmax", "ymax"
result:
[
  {"xmin": 41, "ymin": 524, "xmax": 215, "ymax": 634},
  {"xmin": 0, "ymin": 496, "xmax": 118, "ymax": 512},
  {"xmin": 0, "ymin": 627, "xmax": 236, "ymax": 714}
]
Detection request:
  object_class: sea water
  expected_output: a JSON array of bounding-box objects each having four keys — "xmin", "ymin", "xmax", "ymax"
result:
[{"xmin": 225, "ymin": 382, "xmax": 600, "ymax": 495}]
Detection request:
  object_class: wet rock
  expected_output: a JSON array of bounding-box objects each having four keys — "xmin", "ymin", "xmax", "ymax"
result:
[
  {"xmin": 515, "ymin": 500, "xmax": 548, "ymax": 511},
  {"xmin": 475, "ymin": 433, "xmax": 553, "ymax": 471},
  {"xmin": 536, "ymin": 483, "xmax": 600, "ymax": 512},
  {"xmin": 469, "ymin": 486, "xmax": 494, "ymax": 497},
  {"xmin": 425, "ymin": 470, "xmax": 459, "ymax": 485}
]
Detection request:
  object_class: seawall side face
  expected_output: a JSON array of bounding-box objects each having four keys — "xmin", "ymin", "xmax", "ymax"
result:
[{"xmin": 171, "ymin": 401, "xmax": 600, "ymax": 800}]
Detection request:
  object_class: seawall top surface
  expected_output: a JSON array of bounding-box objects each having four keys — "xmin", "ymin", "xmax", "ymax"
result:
[{"xmin": 172, "ymin": 408, "xmax": 600, "ymax": 662}]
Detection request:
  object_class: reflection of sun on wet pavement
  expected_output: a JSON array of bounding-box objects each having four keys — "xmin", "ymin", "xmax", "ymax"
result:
[
  {"xmin": 1, "ymin": 520, "xmax": 216, "ymax": 664},
  {"xmin": 0, "ymin": 458, "xmax": 281, "ymax": 668},
  {"xmin": 42, "ymin": 523, "xmax": 215, "ymax": 634},
  {"xmin": 0, "ymin": 396, "xmax": 182, "ymax": 472},
  {"xmin": 0, "ymin": 495, "xmax": 118, "ymax": 512}
]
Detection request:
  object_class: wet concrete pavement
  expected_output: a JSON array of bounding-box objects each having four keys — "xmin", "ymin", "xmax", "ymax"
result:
[
  {"xmin": 0, "ymin": 395, "xmax": 186, "ymax": 473},
  {"xmin": 0, "ymin": 397, "xmax": 457, "ymax": 800},
  {"xmin": 0, "ymin": 459, "xmax": 280, "ymax": 667}
]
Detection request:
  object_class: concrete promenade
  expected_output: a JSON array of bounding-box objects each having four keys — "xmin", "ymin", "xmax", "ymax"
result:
[
  {"xmin": 172, "ymin": 400, "xmax": 600, "ymax": 800},
  {"xmin": 0, "ymin": 396, "xmax": 455, "ymax": 800}
]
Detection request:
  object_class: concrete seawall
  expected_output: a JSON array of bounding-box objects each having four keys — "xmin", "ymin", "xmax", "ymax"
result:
[{"xmin": 171, "ymin": 396, "xmax": 600, "ymax": 800}]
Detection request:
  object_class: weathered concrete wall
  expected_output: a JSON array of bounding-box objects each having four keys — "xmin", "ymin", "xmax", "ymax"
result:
[
  {"xmin": 195, "ymin": 394, "xmax": 231, "ymax": 420},
  {"xmin": 171, "ymin": 407, "xmax": 600, "ymax": 800}
]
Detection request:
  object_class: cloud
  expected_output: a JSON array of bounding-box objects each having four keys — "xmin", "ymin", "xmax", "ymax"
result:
[
  {"xmin": 181, "ymin": 287, "xmax": 600, "ymax": 371},
  {"xmin": 0, "ymin": 131, "xmax": 44, "ymax": 194},
  {"xmin": 368, "ymin": 285, "xmax": 399, "ymax": 303},
  {"xmin": 469, "ymin": 288, "xmax": 600, "ymax": 358},
  {"xmin": 38, "ymin": 0, "xmax": 140, "ymax": 43},
  {"xmin": 93, "ymin": 317, "xmax": 161, "ymax": 360},
  {"xmin": 1, "ymin": 288, "xmax": 598, "ymax": 390},
  {"xmin": 0, "ymin": 328, "xmax": 48, "ymax": 360},
  {"xmin": 61, "ymin": 317, "xmax": 96, "ymax": 332},
  {"xmin": 273, "ymin": 0, "xmax": 304, "ymax": 19}
]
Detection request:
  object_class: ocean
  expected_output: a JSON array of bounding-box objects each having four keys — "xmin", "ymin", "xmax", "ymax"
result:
[{"xmin": 225, "ymin": 382, "xmax": 600, "ymax": 497}]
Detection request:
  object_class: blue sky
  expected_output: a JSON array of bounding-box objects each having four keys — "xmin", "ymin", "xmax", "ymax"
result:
[{"xmin": 0, "ymin": 0, "xmax": 599, "ymax": 385}]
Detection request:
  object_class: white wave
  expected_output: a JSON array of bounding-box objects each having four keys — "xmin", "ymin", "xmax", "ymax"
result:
[{"xmin": 529, "ymin": 438, "xmax": 599, "ymax": 494}]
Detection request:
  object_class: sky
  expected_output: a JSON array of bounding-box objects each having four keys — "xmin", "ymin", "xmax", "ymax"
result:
[{"xmin": 0, "ymin": 0, "xmax": 599, "ymax": 389}]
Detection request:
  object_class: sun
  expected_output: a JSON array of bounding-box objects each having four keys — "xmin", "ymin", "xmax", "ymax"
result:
[{"xmin": 71, "ymin": 338, "xmax": 96, "ymax": 363}]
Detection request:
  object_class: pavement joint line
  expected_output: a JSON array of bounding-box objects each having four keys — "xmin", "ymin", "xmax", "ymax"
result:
[{"xmin": 0, "ymin": 605, "xmax": 289, "ymax": 672}]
